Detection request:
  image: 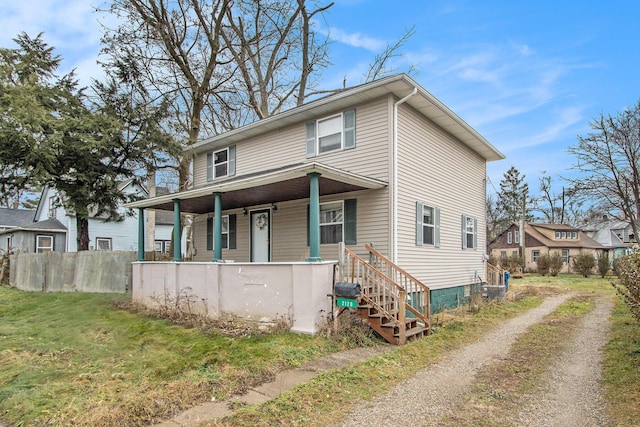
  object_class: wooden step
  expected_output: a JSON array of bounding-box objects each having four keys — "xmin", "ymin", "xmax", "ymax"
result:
[{"xmin": 395, "ymin": 326, "xmax": 428, "ymax": 339}]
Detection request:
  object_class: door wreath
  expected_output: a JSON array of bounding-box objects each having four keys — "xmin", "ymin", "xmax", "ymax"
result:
[{"xmin": 255, "ymin": 213, "xmax": 268, "ymax": 229}]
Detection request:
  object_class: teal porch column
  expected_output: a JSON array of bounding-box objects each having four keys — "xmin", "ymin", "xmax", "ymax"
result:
[
  {"xmin": 137, "ymin": 208, "xmax": 145, "ymax": 261},
  {"xmin": 307, "ymin": 172, "xmax": 322, "ymax": 262},
  {"xmin": 212, "ymin": 192, "xmax": 223, "ymax": 262},
  {"xmin": 173, "ymin": 199, "xmax": 183, "ymax": 262}
]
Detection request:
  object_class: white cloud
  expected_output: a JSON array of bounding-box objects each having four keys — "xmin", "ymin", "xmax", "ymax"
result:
[
  {"xmin": 0, "ymin": 0, "xmax": 110, "ymax": 85},
  {"xmin": 326, "ymin": 27, "xmax": 386, "ymax": 51}
]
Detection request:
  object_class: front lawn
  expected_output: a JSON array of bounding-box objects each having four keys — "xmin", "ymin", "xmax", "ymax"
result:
[{"xmin": 0, "ymin": 286, "xmax": 350, "ymax": 426}]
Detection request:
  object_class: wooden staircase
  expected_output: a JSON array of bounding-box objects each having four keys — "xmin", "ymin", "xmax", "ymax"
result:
[
  {"xmin": 486, "ymin": 261, "xmax": 507, "ymax": 286},
  {"xmin": 339, "ymin": 244, "xmax": 430, "ymax": 345}
]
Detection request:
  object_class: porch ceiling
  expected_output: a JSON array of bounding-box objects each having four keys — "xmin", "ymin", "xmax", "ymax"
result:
[{"xmin": 125, "ymin": 162, "xmax": 387, "ymax": 214}]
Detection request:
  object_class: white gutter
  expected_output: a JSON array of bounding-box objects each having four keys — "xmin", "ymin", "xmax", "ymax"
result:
[{"xmin": 392, "ymin": 87, "xmax": 417, "ymax": 263}]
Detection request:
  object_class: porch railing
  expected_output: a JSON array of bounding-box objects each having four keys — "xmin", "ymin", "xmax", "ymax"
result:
[
  {"xmin": 339, "ymin": 244, "xmax": 430, "ymax": 344},
  {"xmin": 486, "ymin": 261, "xmax": 506, "ymax": 287},
  {"xmin": 364, "ymin": 244, "xmax": 431, "ymax": 321}
]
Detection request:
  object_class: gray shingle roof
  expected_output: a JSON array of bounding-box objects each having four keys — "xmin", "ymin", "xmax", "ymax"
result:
[{"xmin": 0, "ymin": 208, "xmax": 35, "ymax": 228}]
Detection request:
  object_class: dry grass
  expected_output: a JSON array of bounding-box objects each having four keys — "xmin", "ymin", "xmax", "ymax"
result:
[{"xmin": 439, "ymin": 294, "xmax": 595, "ymax": 426}]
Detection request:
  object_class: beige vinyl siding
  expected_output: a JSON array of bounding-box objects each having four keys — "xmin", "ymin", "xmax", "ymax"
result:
[
  {"xmin": 192, "ymin": 209, "xmax": 249, "ymax": 262},
  {"xmin": 395, "ymin": 102, "xmax": 487, "ymax": 290},
  {"xmin": 192, "ymin": 189, "xmax": 389, "ymax": 262},
  {"xmin": 192, "ymin": 97, "xmax": 391, "ymax": 187}
]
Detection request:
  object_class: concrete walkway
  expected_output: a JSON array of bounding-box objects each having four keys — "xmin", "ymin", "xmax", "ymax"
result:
[{"xmin": 153, "ymin": 346, "xmax": 395, "ymax": 426}]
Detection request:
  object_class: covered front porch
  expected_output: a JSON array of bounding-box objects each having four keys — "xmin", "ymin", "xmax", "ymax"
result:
[
  {"xmin": 125, "ymin": 162, "xmax": 387, "ymax": 334},
  {"xmin": 126, "ymin": 162, "xmax": 387, "ymax": 263}
]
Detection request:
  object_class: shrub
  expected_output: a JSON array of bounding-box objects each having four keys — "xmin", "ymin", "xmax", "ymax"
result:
[
  {"xmin": 501, "ymin": 253, "xmax": 523, "ymax": 274},
  {"xmin": 572, "ymin": 253, "xmax": 596, "ymax": 277},
  {"xmin": 536, "ymin": 254, "xmax": 550, "ymax": 276},
  {"xmin": 613, "ymin": 257, "xmax": 623, "ymax": 276},
  {"xmin": 549, "ymin": 252, "xmax": 564, "ymax": 276},
  {"xmin": 597, "ymin": 252, "xmax": 611, "ymax": 278},
  {"xmin": 612, "ymin": 250, "xmax": 640, "ymax": 322}
]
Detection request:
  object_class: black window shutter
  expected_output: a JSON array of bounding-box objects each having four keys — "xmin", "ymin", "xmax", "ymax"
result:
[
  {"xmin": 206, "ymin": 217, "xmax": 213, "ymax": 251},
  {"xmin": 344, "ymin": 199, "xmax": 357, "ymax": 245},
  {"xmin": 229, "ymin": 214, "xmax": 237, "ymax": 249}
]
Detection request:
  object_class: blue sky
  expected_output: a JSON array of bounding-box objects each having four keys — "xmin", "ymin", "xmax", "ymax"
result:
[{"xmin": 1, "ymin": 0, "xmax": 639, "ymax": 197}]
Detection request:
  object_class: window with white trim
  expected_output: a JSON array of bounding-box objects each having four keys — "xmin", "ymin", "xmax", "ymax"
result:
[
  {"xmin": 206, "ymin": 146, "xmax": 236, "ymax": 181},
  {"xmin": 96, "ymin": 238, "xmax": 112, "ymax": 251},
  {"xmin": 306, "ymin": 109, "xmax": 356, "ymax": 157},
  {"xmin": 507, "ymin": 231, "xmax": 512, "ymax": 244},
  {"xmin": 207, "ymin": 214, "xmax": 237, "ymax": 250},
  {"xmin": 515, "ymin": 230, "xmax": 520, "ymax": 244},
  {"xmin": 154, "ymin": 240, "xmax": 170, "ymax": 253},
  {"xmin": 562, "ymin": 249, "xmax": 569, "ymax": 263},
  {"xmin": 462, "ymin": 215, "xmax": 477, "ymax": 249},
  {"xmin": 532, "ymin": 250, "xmax": 540, "ymax": 263},
  {"xmin": 48, "ymin": 196, "xmax": 57, "ymax": 219},
  {"xmin": 320, "ymin": 201, "xmax": 343, "ymax": 244},
  {"xmin": 415, "ymin": 202, "xmax": 440, "ymax": 247},
  {"xmin": 36, "ymin": 235, "xmax": 53, "ymax": 253}
]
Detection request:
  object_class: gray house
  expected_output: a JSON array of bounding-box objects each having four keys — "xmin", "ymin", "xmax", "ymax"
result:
[
  {"xmin": 0, "ymin": 208, "xmax": 67, "ymax": 254},
  {"xmin": 581, "ymin": 216, "xmax": 634, "ymax": 259}
]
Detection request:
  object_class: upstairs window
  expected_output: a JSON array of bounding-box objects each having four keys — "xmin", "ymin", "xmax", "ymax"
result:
[
  {"xmin": 207, "ymin": 145, "xmax": 236, "ymax": 181},
  {"xmin": 507, "ymin": 231, "xmax": 512, "ymax": 244},
  {"xmin": 515, "ymin": 230, "xmax": 520, "ymax": 244},
  {"xmin": 306, "ymin": 109, "xmax": 356, "ymax": 157},
  {"xmin": 462, "ymin": 215, "xmax": 477, "ymax": 250},
  {"xmin": 415, "ymin": 202, "xmax": 440, "ymax": 247},
  {"xmin": 48, "ymin": 196, "xmax": 57, "ymax": 219}
]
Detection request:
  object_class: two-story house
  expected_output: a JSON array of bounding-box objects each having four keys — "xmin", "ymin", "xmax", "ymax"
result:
[
  {"xmin": 581, "ymin": 216, "xmax": 635, "ymax": 259},
  {"xmin": 126, "ymin": 74, "xmax": 504, "ymax": 334},
  {"xmin": 30, "ymin": 180, "xmax": 173, "ymax": 253},
  {"xmin": 488, "ymin": 222, "xmax": 604, "ymax": 273}
]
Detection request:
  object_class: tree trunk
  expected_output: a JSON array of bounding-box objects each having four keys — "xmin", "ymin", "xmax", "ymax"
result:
[{"xmin": 77, "ymin": 217, "xmax": 90, "ymax": 251}]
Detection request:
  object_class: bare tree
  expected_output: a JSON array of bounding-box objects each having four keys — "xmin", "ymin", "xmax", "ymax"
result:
[
  {"xmin": 364, "ymin": 26, "xmax": 416, "ymax": 83},
  {"xmin": 532, "ymin": 172, "xmax": 582, "ymax": 225},
  {"xmin": 101, "ymin": 0, "xmax": 416, "ymax": 192},
  {"xmin": 568, "ymin": 99, "xmax": 640, "ymax": 239},
  {"xmin": 102, "ymin": 0, "xmax": 232, "ymax": 190},
  {"xmin": 222, "ymin": 0, "xmax": 333, "ymax": 118}
]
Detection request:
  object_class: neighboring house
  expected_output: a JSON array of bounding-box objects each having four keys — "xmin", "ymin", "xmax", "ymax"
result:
[
  {"xmin": 128, "ymin": 73, "xmax": 505, "ymax": 316},
  {"xmin": 581, "ymin": 216, "xmax": 635, "ymax": 259},
  {"xmin": 15, "ymin": 180, "xmax": 174, "ymax": 253},
  {"xmin": 488, "ymin": 223, "xmax": 604, "ymax": 274},
  {"xmin": 0, "ymin": 208, "xmax": 67, "ymax": 254}
]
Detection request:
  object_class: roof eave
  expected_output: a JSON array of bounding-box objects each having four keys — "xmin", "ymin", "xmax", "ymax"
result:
[{"xmin": 189, "ymin": 74, "xmax": 505, "ymax": 162}]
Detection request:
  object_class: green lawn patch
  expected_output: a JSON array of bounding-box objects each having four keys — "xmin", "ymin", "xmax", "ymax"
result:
[{"xmin": 0, "ymin": 286, "xmax": 351, "ymax": 426}]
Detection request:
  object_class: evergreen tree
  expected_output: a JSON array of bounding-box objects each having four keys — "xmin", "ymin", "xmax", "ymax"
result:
[
  {"xmin": 0, "ymin": 33, "xmax": 177, "ymax": 250},
  {"xmin": 495, "ymin": 166, "xmax": 531, "ymax": 232}
]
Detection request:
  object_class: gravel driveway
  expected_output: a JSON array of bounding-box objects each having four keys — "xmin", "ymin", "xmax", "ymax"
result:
[{"xmin": 336, "ymin": 293, "xmax": 613, "ymax": 427}]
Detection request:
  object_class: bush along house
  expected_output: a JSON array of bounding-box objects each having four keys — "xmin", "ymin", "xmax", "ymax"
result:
[{"xmin": 126, "ymin": 74, "xmax": 504, "ymax": 344}]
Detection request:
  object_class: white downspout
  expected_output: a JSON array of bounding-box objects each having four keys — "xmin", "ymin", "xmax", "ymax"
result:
[{"xmin": 392, "ymin": 87, "xmax": 417, "ymax": 263}]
